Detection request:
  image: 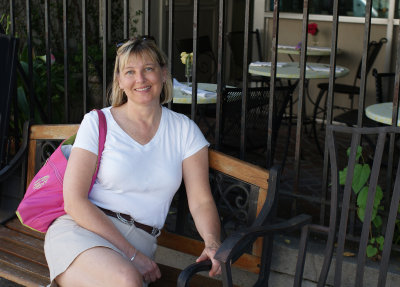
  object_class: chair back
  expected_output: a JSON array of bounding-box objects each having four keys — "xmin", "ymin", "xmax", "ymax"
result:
[
  {"xmin": 354, "ymin": 38, "xmax": 387, "ymax": 83},
  {"xmin": 218, "ymin": 86, "xmax": 291, "ymax": 164},
  {"xmin": 0, "ymin": 34, "xmax": 19, "ymax": 168},
  {"xmin": 372, "ymin": 68, "xmax": 395, "ymax": 103},
  {"xmin": 299, "ymin": 125, "xmax": 400, "ymax": 286}
]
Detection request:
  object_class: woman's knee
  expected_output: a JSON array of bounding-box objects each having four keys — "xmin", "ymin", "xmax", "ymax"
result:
[{"xmin": 115, "ymin": 264, "xmax": 143, "ymax": 287}]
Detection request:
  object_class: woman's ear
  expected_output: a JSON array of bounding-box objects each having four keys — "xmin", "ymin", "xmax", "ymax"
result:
[{"xmin": 162, "ymin": 66, "xmax": 168, "ymax": 83}]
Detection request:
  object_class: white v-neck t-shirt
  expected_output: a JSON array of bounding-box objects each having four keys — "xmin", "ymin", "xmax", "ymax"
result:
[{"xmin": 72, "ymin": 106, "xmax": 209, "ymax": 229}]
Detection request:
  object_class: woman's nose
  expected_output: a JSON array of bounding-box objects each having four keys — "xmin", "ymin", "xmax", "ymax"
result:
[{"xmin": 135, "ymin": 71, "xmax": 145, "ymax": 83}]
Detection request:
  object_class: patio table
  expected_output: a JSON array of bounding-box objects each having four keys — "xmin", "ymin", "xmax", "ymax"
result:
[
  {"xmin": 277, "ymin": 44, "xmax": 342, "ymax": 62},
  {"xmin": 365, "ymin": 102, "xmax": 400, "ymax": 126},
  {"xmin": 248, "ymin": 61, "xmax": 349, "ymax": 80},
  {"xmin": 173, "ymin": 82, "xmax": 218, "ymax": 104}
]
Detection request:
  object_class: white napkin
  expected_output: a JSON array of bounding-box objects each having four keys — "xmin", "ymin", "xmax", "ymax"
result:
[
  {"xmin": 306, "ymin": 65, "xmax": 344, "ymax": 73},
  {"xmin": 307, "ymin": 46, "xmax": 331, "ymax": 52},
  {"xmin": 277, "ymin": 44, "xmax": 296, "ymax": 49},
  {"xmin": 173, "ymin": 78, "xmax": 216, "ymax": 99},
  {"xmin": 250, "ymin": 61, "xmax": 288, "ymax": 67}
]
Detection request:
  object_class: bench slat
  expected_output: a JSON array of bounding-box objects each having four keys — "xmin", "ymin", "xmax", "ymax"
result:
[
  {"xmin": 0, "ymin": 226, "xmax": 44, "ymax": 251},
  {"xmin": 5, "ymin": 218, "xmax": 45, "ymax": 240},
  {"xmin": 0, "ymin": 236, "xmax": 47, "ymax": 266},
  {"xmin": 30, "ymin": 124, "xmax": 80, "ymax": 140},
  {"xmin": 0, "ymin": 259, "xmax": 49, "ymax": 287},
  {"xmin": 209, "ymin": 150, "xmax": 269, "ymax": 190}
]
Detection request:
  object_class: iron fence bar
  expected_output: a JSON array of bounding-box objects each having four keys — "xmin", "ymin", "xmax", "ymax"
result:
[
  {"xmin": 45, "ymin": 0, "xmax": 52, "ymax": 122},
  {"xmin": 320, "ymin": 0, "xmax": 340, "ymax": 226},
  {"xmin": 378, "ymin": 159, "xmax": 400, "ymax": 286},
  {"xmin": 82, "ymin": 0, "xmax": 88, "ymax": 114},
  {"xmin": 26, "ymin": 0, "xmax": 34, "ymax": 122},
  {"xmin": 239, "ymin": 0, "xmax": 250, "ymax": 160},
  {"xmin": 385, "ymin": 15, "xmax": 400, "ymax": 229},
  {"xmin": 167, "ymin": 0, "xmax": 174, "ymax": 110},
  {"xmin": 293, "ymin": 0, "xmax": 310, "ymax": 215},
  {"xmin": 102, "ymin": 0, "xmax": 107, "ymax": 107},
  {"xmin": 215, "ymin": 0, "xmax": 225, "ymax": 150},
  {"xmin": 356, "ymin": 0, "xmax": 373, "ymax": 128},
  {"xmin": 267, "ymin": 0, "xmax": 280, "ymax": 168},
  {"xmin": 190, "ymin": 0, "xmax": 199, "ymax": 121},
  {"xmin": 334, "ymin": 131, "xmax": 361, "ymax": 286},
  {"xmin": 9, "ymin": 0, "xmax": 14, "ymax": 36},
  {"xmin": 63, "ymin": 0, "xmax": 69, "ymax": 122},
  {"xmin": 144, "ymin": 0, "xmax": 150, "ymax": 35},
  {"xmin": 349, "ymin": 0, "xmax": 373, "ymax": 239},
  {"xmin": 123, "ymin": 0, "xmax": 129, "ymax": 39}
]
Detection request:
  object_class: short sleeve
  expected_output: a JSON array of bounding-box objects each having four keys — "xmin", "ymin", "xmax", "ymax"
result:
[
  {"xmin": 182, "ymin": 119, "xmax": 209, "ymax": 160},
  {"xmin": 73, "ymin": 110, "xmax": 100, "ymax": 155}
]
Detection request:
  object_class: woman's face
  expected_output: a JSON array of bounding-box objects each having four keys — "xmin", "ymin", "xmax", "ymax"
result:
[{"xmin": 118, "ymin": 52, "xmax": 166, "ymax": 106}]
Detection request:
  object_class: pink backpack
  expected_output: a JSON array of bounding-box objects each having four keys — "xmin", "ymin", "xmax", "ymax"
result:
[{"xmin": 16, "ymin": 109, "xmax": 107, "ymax": 233}]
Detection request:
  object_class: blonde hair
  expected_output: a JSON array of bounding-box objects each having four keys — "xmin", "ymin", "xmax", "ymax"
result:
[{"xmin": 110, "ymin": 37, "xmax": 172, "ymax": 107}]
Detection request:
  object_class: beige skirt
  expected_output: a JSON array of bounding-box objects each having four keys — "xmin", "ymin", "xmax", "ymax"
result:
[{"xmin": 44, "ymin": 214, "xmax": 158, "ymax": 287}]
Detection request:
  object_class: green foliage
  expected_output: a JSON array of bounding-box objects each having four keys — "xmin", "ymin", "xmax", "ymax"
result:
[{"xmin": 339, "ymin": 146, "xmax": 387, "ymax": 259}]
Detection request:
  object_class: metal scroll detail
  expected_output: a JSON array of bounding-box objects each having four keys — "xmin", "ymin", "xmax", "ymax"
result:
[{"xmin": 209, "ymin": 170, "xmax": 253, "ymax": 239}]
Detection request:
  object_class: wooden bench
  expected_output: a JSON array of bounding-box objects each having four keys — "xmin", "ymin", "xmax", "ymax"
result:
[{"xmin": 0, "ymin": 123, "xmax": 279, "ymax": 286}]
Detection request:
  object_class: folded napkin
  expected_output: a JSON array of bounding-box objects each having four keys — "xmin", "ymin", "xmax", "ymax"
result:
[
  {"xmin": 307, "ymin": 46, "xmax": 331, "ymax": 52},
  {"xmin": 277, "ymin": 44, "xmax": 296, "ymax": 49},
  {"xmin": 306, "ymin": 65, "xmax": 344, "ymax": 73},
  {"xmin": 250, "ymin": 61, "xmax": 288, "ymax": 67},
  {"xmin": 173, "ymin": 78, "xmax": 216, "ymax": 98}
]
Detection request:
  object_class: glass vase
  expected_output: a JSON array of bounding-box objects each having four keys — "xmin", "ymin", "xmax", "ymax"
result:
[{"xmin": 185, "ymin": 61, "xmax": 192, "ymax": 86}]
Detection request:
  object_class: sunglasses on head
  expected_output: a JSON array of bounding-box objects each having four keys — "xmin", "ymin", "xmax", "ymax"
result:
[{"xmin": 115, "ymin": 35, "xmax": 156, "ymax": 48}]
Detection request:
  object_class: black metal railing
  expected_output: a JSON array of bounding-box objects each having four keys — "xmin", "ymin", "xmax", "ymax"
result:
[{"xmin": 1, "ymin": 0, "xmax": 399, "ymax": 253}]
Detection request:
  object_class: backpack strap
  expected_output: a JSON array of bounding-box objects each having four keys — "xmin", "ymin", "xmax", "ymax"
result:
[{"xmin": 89, "ymin": 109, "xmax": 107, "ymax": 191}]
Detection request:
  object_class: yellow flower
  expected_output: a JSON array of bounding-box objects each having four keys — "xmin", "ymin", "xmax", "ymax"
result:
[{"xmin": 180, "ymin": 52, "xmax": 193, "ymax": 65}]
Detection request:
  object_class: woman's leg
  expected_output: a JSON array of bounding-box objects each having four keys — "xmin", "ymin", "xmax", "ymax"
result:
[{"xmin": 55, "ymin": 246, "xmax": 142, "ymax": 287}]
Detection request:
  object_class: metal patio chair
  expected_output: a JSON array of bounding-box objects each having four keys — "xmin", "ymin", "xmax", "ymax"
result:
[
  {"xmin": 312, "ymin": 38, "xmax": 387, "ymax": 155},
  {"xmin": 217, "ymin": 86, "xmax": 293, "ymax": 169},
  {"xmin": 177, "ymin": 125, "xmax": 400, "ymax": 286}
]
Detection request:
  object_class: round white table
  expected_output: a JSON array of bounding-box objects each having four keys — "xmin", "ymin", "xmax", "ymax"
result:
[
  {"xmin": 173, "ymin": 83, "xmax": 218, "ymax": 104},
  {"xmin": 365, "ymin": 102, "xmax": 400, "ymax": 126},
  {"xmin": 248, "ymin": 62, "xmax": 350, "ymax": 80},
  {"xmin": 277, "ymin": 44, "xmax": 342, "ymax": 57}
]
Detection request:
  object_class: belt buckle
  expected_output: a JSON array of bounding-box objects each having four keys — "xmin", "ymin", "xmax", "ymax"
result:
[
  {"xmin": 151, "ymin": 227, "xmax": 161, "ymax": 237},
  {"xmin": 116, "ymin": 212, "xmax": 135, "ymax": 225}
]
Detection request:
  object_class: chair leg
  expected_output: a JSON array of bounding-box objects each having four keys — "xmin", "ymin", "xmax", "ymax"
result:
[
  {"xmin": 312, "ymin": 88, "xmax": 328, "ymax": 156},
  {"xmin": 220, "ymin": 262, "xmax": 234, "ymax": 287},
  {"xmin": 254, "ymin": 234, "xmax": 274, "ymax": 287}
]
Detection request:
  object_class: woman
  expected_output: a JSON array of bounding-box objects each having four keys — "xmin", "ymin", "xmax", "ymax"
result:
[{"xmin": 44, "ymin": 36, "xmax": 221, "ymax": 287}]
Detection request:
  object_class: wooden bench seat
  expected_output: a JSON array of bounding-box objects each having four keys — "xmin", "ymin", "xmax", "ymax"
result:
[{"xmin": 0, "ymin": 123, "xmax": 277, "ymax": 286}]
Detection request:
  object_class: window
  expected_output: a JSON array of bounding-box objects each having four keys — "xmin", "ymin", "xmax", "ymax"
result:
[{"xmin": 267, "ymin": 0, "xmax": 392, "ymax": 19}]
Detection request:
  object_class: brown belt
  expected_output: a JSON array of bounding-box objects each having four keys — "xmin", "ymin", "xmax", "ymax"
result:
[{"xmin": 99, "ymin": 207, "xmax": 160, "ymax": 236}]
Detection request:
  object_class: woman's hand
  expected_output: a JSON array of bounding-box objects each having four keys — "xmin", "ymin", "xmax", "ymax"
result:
[
  {"xmin": 196, "ymin": 244, "xmax": 221, "ymax": 277},
  {"xmin": 131, "ymin": 251, "xmax": 161, "ymax": 283}
]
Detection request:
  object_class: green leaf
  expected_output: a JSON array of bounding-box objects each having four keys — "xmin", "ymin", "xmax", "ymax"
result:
[
  {"xmin": 357, "ymin": 187, "xmax": 369, "ymax": 209},
  {"xmin": 372, "ymin": 215, "xmax": 382, "ymax": 228},
  {"xmin": 366, "ymin": 245, "xmax": 378, "ymax": 257},
  {"xmin": 357, "ymin": 207, "xmax": 365, "ymax": 222},
  {"xmin": 370, "ymin": 237, "xmax": 375, "ymax": 244},
  {"xmin": 339, "ymin": 167, "xmax": 347, "ymax": 185},
  {"xmin": 346, "ymin": 146, "xmax": 362, "ymax": 161},
  {"xmin": 376, "ymin": 236, "xmax": 384, "ymax": 249},
  {"xmin": 352, "ymin": 164, "xmax": 370, "ymax": 194}
]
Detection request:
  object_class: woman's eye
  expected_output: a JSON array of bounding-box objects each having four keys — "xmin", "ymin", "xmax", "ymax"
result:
[
  {"xmin": 145, "ymin": 66, "xmax": 154, "ymax": 71},
  {"xmin": 126, "ymin": 70, "xmax": 133, "ymax": 75}
]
